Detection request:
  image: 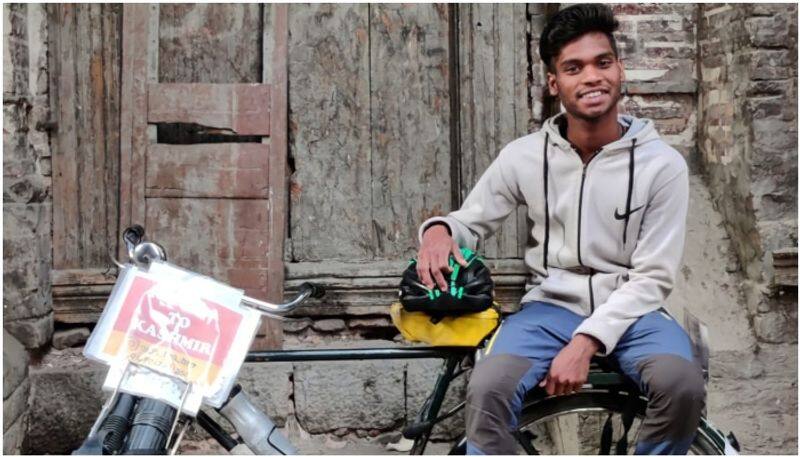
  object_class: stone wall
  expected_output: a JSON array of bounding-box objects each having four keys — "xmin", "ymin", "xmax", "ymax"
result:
[
  {"xmin": 3, "ymin": 4, "xmax": 51, "ymax": 453},
  {"xmin": 3, "ymin": 331, "xmax": 30, "ymax": 454},
  {"xmin": 697, "ymin": 3, "xmax": 798, "ymax": 343},
  {"xmin": 696, "ymin": 4, "xmax": 798, "ymax": 453},
  {"xmin": 3, "ymin": 3, "xmax": 53, "ymax": 349}
]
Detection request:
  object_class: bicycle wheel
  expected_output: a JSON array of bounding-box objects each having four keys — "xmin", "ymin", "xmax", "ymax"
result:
[{"xmin": 448, "ymin": 390, "xmax": 724, "ymax": 455}]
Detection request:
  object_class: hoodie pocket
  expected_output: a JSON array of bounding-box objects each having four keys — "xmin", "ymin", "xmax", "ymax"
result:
[
  {"xmin": 537, "ymin": 268, "xmax": 591, "ymax": 312},
  {"xmin": 590, "ymin": 271, "xmax": 626, "ymax": 309}
]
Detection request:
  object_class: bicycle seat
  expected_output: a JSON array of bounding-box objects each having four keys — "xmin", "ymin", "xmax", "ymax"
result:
[{"xmin": 587, "ymin": 356, "xmax": 635, "ymax": 389}]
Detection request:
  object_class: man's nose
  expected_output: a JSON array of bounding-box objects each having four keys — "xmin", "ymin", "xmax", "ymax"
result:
[{"xmin": 582, "ymin": 65, "xmax": 603, "ymax": 84}]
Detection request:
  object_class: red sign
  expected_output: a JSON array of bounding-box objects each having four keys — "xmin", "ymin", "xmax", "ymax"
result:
[{"xmin": 103, "ymin": 275, "xmax": 244, "ymax": 385}]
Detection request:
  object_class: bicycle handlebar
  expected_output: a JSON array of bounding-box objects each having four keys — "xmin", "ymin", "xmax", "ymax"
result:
[
  {"xmin": 240, "ymin": 281, "xmax": 325, "ymax": 315},
  {"xmin": 115, "ymin": 225, "xmax": 326, "ymax": 316}
]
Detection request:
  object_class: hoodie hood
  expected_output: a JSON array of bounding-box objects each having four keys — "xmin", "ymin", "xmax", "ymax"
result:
[{"xmin": 542, "ymin": 112, "xmax": 661, "ymax": 154}]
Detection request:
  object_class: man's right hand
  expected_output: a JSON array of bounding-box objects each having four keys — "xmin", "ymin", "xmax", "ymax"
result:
[{"xmin": 417, "ymin": 224, "xmax": 468, "ymax": 292}]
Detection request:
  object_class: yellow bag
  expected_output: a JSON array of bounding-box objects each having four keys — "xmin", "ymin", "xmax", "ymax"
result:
[{"xmin": 389, "ymin": 302, "xmax": 500, "ymax": 347}]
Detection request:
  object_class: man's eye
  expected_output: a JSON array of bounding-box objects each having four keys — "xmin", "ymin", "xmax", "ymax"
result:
[
  {"xmin": 599, "ymin": 60, "xmax": 612, "ymax": 67},
  {"xmin": 565, "ymin": 66, "xmax": 578, "ymax": 73}
]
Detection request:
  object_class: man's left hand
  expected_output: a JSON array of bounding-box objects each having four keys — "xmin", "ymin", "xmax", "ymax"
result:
[{"xmin": 539, "ymin": 334, "xmax": 603, "ymax": 396}]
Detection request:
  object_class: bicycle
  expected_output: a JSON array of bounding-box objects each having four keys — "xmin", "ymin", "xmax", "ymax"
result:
[{"xmin": 74, "ymin": 226, "xmax": 740, "ymax": 455}]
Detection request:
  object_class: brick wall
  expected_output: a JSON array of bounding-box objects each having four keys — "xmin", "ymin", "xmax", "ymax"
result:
[
  {"xmin": 697, "ymin": 3, "xmax": 798, "ymax": 343},
  {"xmin": 613, "ymin": 4, "xmax": 699, "ymax": 164}
]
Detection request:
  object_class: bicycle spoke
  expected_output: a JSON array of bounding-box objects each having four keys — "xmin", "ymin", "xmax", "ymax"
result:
[{"xmin": 514, "ymin": 392, "xmax": 723, "ymax": 455}]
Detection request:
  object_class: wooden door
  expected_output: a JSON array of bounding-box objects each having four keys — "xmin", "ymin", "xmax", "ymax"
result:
[
  {"xmin": 117, "ymin": 4, "xmax": 287, "ymax": 348},
  {"xmin": 49, "ymin": 4, "xmax": 124, "ymax": 322}
]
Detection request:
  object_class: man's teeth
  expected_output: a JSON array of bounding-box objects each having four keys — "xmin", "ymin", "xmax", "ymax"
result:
[{"xmin": 583, "ymin": 91, "xmax": 604, "ymax": 99}]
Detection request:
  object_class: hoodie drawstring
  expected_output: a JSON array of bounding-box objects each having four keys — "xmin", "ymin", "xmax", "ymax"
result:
[
  {"xmin": 543, "ymin": 132, "xmax": 550, "ymax": 272},
  {"xmin": 622, "ymin": 138, "xmax": 637, "ymax": 246}
]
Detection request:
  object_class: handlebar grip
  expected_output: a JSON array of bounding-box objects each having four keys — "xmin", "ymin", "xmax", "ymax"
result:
[
  {"xmin": 299, "ymin": 282, "xmax": 326, "ymax": 299},
  {"xmin": 123, "ymin": 225, "xmax": 145, "ymax": 245}
]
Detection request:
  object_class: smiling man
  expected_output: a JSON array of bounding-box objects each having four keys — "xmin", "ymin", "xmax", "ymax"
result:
[{"xmin": 415, "ymin": 4, "xmax": 704, "ymax": 455}]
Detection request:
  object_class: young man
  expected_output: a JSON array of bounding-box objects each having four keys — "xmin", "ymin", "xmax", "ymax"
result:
[{"xmin": 416, "ymin": 4, "xmax": 704, "ymax": 455}]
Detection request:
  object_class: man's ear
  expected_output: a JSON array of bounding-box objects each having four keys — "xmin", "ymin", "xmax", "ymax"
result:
[
  {"xmin": 617, "ymin": 58, "xmax": 625, "ymax": 83},
  {"xmin": 547, "ymin": 71, "xmax": 559, "ymax": 97}
]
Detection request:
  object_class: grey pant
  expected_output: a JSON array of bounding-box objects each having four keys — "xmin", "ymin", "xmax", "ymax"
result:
[{"xmin": 465, "ymin": 302, "xmax": 705, "ymax": 455}]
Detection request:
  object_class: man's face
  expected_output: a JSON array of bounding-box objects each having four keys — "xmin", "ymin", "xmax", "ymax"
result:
[{"xmin": 546, "ymin": 32, "xmax": 625, "ymax": 122}]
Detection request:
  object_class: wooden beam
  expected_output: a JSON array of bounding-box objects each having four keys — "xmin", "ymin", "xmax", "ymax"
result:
[
  {"xmin": 145, "ymin": 143, "xmax": 270, "ymax": 198},
  {"xmin": 52, "ymin": 268, "xmax": 118, "ymax": 323},
  {"xmin": 51, "ymin": 4, "xmax": 80, "ymax": 269},
  {"xmin": 253, "ymin": 4, "xmax": 289, "ymax": 350},
  {"xmin": 119, "ymin": 4, "xmax": 151, "ymax": 255},
  {"xmin": 147, "ymin": 83, "xmax": 271, "ymax": 135}
]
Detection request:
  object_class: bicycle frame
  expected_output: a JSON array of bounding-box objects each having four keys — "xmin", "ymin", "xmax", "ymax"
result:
[
  {"xmin": 196, "ymin": 347, "xmax": 633, "ymax": 455},
  {"xmin": 238, "ymin": 346, "xmax": 473, "ymax": 455}
]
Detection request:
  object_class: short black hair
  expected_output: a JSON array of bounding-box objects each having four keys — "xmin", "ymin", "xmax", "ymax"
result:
[{"xmin": 539, "ymin": 4, "xmax": 620, "ymax": 73}]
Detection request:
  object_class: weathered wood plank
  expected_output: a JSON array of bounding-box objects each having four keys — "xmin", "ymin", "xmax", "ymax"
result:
[
  {"xmin": 145, "ymin": 144, "xmax": 270, "ymax": 198},
  {"xmin": 119, "ymin": 4, "xmax": 151, "ymax": 256},
  {"xmin": 53, "ymin": 292, "xmax": 114, "ymax": 324},
  {"xmin": 369, "ymin": 4, "xmax": 453, "ymax": 260},
  {"xmin": 458, "ymin": 4, "xmax": 532, "ymax": 259},
  {"xmin": 52, "ymin": 270, "xmax": 117, "ymax": 324},
  {"xmin": 156, "ymin": 4, "xmax": 264, "ymax": 144},
  {"xmin": 286, "ymin": 4, "xmax": 373, "ymax": 261},
  {"xmin": 51, "ymin": 4, "xmax": 80, "ymax": 269},
  {"xmin": 51, "ymin": 4, "xmax": 122, "ymax": 269},
  {"xmin": 51, "ymin": 268, "xmax": 118, "ymax": 286},
  {"xmin": 258, "ymin": 4, "xmax": 289, "ymax": 350},
  {"xmin": 158, "ymin": 4, "xmax": 262, "ymax": 84},
  {"xmin": 144, "ymin": 198, "xmax": 271, "ymax": 300},
  {"xmin": 147, "ymin": 83, "xmax": 271, "ymax": 135},
  {"xmin": 75, "ymin": 5, "xmax": 95, "ymax": 265},
  {"xmin": 102, "ymin": 4, "xmax": 123, "ymax": 259}
]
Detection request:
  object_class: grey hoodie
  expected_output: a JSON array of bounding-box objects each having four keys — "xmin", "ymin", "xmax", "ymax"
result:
[{"xmin": 418, "ymin": 113, "xmax": 689, "ymax": 355}]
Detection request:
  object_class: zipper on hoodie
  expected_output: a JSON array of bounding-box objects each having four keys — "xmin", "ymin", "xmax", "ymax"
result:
[
  {"xmin": 576, "ymin": 149, "xmax": 601, "ymax": 314},
  {"xmin": 576, "ymin": 149, "xmax": 601, "ymax": 266},
  {"xmin": 588, "ymin": 269, "xmax": 596, "ymax": 313}
]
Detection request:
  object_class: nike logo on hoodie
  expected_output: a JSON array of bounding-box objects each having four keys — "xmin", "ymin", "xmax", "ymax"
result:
[{"xmin": 614, "ymin": 204, "xmax": 645, "ymax": 220}]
